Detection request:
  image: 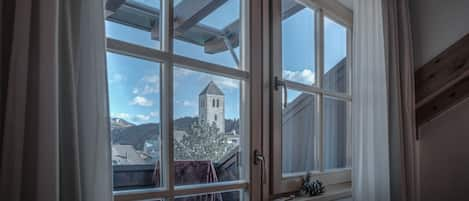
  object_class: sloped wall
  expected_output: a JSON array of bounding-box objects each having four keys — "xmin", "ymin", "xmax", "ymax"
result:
[
  {"xmin": 418, "ymin": 99, "xmax": 469, "ymax": 201},
  {"xmin": 410, "ymin": 1, "xmax": 469, "ymax": 200},
  {"xmin": 411, "ymin": 0, "xmax": 469, "ymax": 69}
]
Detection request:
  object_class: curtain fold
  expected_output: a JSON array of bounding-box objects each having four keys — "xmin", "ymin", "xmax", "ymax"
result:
[
  {"xmin": 382, "ymin": 0, "xmax": 418, "ymax": 201},
  {"xmin": 0, "ymin": 0, "xmax": 15, "ymax": 166},
  {"xmin": 0, "ymin": 0, "xmax": 113, "ymax": 201},
  {"xmin": 352, "ymin": 0, "xmax": 391, "ymax": 201}
]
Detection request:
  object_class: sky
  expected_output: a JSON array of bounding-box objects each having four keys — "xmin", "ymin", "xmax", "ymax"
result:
[{"xmin": 106, "ymin": 0, "xmax": 346, "ymax": 125}]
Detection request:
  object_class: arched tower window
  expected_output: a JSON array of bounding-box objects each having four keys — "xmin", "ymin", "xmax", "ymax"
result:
[
  {"xmin": 214, "ymin": 114, "xmax": 217, "ymax": 121},
  {"xmin": 212, "ymin": 99, "xmax": 215, "ymax": 107},
  {"xmin": 216, "ymin": 99, "xmax": 220, "ymax": 107}
]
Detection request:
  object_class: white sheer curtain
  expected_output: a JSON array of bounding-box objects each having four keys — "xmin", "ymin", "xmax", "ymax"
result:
[
  {"xmin": 0, "ymin": 0, "xmax": 113, "ymax": 201},
  {"xmin": 352, "ymin": 0, "xmax": 391, "ymax": 200}
]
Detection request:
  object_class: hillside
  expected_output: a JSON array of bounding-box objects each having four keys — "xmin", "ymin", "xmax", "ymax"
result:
[{"xmin": 111, "ymin": 117, "xmax": 240, "ymax": 150}]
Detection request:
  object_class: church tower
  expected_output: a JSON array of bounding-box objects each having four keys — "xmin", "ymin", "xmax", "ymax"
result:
[{"xmin": 199, "ymin": 81, "xmax": 225, "ymax": 133}]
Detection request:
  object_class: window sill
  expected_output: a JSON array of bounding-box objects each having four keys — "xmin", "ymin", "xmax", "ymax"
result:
[{"xmin": 274, "ymin": 182, "xmax": 352, "ymax": 201}]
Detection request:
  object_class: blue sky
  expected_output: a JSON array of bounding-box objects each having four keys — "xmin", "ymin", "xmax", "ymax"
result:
[{"xmin": 106, "ymin": 0, "xmax": 346, "ymax": 125}]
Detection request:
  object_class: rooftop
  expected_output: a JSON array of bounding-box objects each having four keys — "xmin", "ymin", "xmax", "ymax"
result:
[{"xmin": 199, "ymin": 81, "xmax": 224, "ymax": 96}]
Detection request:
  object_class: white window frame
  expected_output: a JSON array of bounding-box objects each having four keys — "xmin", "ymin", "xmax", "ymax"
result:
[
  {"xmin": 269, "ymin": 0, "xmax": 353, "ymax": 195},
  {"xmin": 105, "ymin": 0, "xmax": 264, "ymax": 200}
]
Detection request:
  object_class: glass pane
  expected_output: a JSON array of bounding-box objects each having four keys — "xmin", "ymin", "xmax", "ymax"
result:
[
  {"xmin": 282, "ymin": 88, "xmax": 319, "ymax": 174},
  {"xmin": 173, "ymin": 67, "xmax": 243, "ymax": 186},
  {"xmin": 107, "ymin": 52, "xmax": 162, "ymax": 190},
  {"xmin": 128, "ymin": 0, "xmax": 160, "ymax": 10},
  {"xmin": 324, "ymin": 17, "xmax": 347, "ymax": 93},
  {"xmin": 323, "ymin": 97, "xmax": 350, "ymax": 169},
  {"xmin": 175, "ymin": 190, "xmax": 243, "ymax": 201},
  {"xmin": 105, "ymin": 0, "xmax": 161, "ymax": 49},
  {"xmin": 200, "ymin": 0, "xmax": 240, "ymax": 29},
  {"xmin": 173, "ymin": 0, "xmax": 241, "ymax": 68},
  {"xmin": 282, "ymin": 0, "xmax": 316, "ymax": 85}
]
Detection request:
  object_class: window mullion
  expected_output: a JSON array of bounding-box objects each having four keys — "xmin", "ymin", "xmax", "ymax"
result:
[
  {"xmin": 161, "ymin": 0, "xmax": 174, "ymax": 199},
  {"xmin": 315, "ymin": 8, "xmax": 325, "ymax": 173}
]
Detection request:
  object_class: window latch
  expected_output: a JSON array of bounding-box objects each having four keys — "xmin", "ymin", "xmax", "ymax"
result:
[
  {"xmin": 274, "ymin": 76, "xmax": 288, "ymax": 108},
  {"xmin": 254, "ymin": 150, "xmax": 266, "ymax": 184}
]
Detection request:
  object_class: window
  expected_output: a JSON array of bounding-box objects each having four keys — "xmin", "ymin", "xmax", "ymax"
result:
[
  {"xmin": 105, "ymin": 0, "xmax": 259, "ymax": 200},
  {"xmin": 271, "ymin": 0, "xmax": 352, "ymax": 194}
]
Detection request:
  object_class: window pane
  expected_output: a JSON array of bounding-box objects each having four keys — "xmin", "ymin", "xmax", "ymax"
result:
[
  {"xmin": 200, "ymin": 0, "xmax": 240, "ymax": 30},
  {"xmin": 175, "ymin": 190, "xmax": 243, "ymax": 201},
  {"xmin": 323, "ymin": 97, "xmax": 350, "ymax": 169},
  {"xmin": 173, "ymin": 0, "xmax": 241, "ymax": 68},
  {"xmin": 324, "ymin": 17, "xmax": 347, "ymax": 93},
  {"xmin": 105, "ymin": 0, "xmax": 161, "ymax": 49},
  {"xmin": 107, "ymin": 52, "xmax": 162, "ymax": 190},
  {"xmin": 282, "ymin": 0, "xmax": 316, "ymax": 85},
  {"xmin": 282, "ymin": 89, "xmax": 319, "ymax": 174},
  {"xmin": 173, "ymin": 67, "xmax": 243, "ymax": 186},
  {"xmin": 128, "ymin": 0, "xmax": 160, "ymax": 10}
]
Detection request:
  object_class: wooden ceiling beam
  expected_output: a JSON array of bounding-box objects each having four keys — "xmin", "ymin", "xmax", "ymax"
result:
[{"xmin": 415, "ymin": 33, "xmax": 469, "ymax": 126}]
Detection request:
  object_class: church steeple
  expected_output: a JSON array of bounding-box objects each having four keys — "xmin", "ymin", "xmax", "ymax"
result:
[
  {"xmin": 199, "ymin": 81, "xmax": 225, "ymax": 133},
  {"xmin": 199, "ymin": 81, "xmax": 224, "ymax": 96}
]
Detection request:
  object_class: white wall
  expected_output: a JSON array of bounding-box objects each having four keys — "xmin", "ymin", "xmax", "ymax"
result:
[
  {"xmin": 410, "ymin": 1, "xmax": 469, "ymax": 200},
  {"xmin": 418, "ymin": 99, "xmax": 469, "ymax": 201},
  {"xmin": 411, "ymin": 0, "xmax": 469, "ymax": 68}
]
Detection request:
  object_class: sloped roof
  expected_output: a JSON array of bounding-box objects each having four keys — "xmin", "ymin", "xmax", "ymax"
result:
[
  {"xmin": 199, "ymin": 81, "xmax": 224, "ymax": 96},
  {"xmin": 112, "ymin": 144, "xmax": 146, "ymax": 165}
]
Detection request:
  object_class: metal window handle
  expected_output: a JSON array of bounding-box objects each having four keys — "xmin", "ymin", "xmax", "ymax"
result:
[
  {"xmin": 254, "ymin": 150, "xmax": 266, "ymax": 184},
  {"xmin": 274, "ymin": 76, "xmax": 288, "ymax": 108}
]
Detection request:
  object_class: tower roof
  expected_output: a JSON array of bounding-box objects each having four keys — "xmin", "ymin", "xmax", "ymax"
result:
[{"xmin": 199, "ymin": 81, "xmax": 224, "ymax": 96}]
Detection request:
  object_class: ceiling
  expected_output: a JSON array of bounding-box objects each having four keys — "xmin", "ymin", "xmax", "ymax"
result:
[{"xmin": 338, "ymin": 0, "xmax": 353, "ymax": 10}]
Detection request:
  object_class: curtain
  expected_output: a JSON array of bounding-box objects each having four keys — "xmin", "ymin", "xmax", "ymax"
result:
[
  {"xmin": 0, "ymin": 0, "xmax": 15, "ymax": 165},
  {"xmin": 352, "ymin": 0, "xmax": 391, "ymax": 201},
  {"xmin": 382, "ymin": 0, "xmax": 418, "ymax": 201},
  {"xmin": 0, "ymin": 0, "xmax": 113, "ymax": 201}
]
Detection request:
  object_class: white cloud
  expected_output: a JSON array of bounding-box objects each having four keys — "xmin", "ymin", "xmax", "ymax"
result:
[
  {"xmin": 150, "ymin": 111, "xmax": 158, "ymax": 117},
  {"xmin": 177, "ymin": 100, "xmax": 196, "ymax": 107},
  {"xmin": 141, "ymin": 84, "xmax": 159, "ymax": 94},
  {"xmin": 112, "ymin": 113, "xmax": 130, "ymax": 119},
  {"xmin": 133, "ymin": 74, "xmax": 160, "ymax": 95},
  {"xmin": 130, "ymin": 96, "xmax": 153, "ymax": 107},
  {"xmin": 174, "ymin": 67, "xmax": 194, "ymax": 77},
  {"xmin": 183, "ymin": 101, "xmax": 194, "ymax": 107},
  {"xmin": 109, "ymin": 73, "xmax": 126, "ymax": 83},
  {"xmin": 214, "ymin": 78, "xmax": 240, "ymax": 89},
  {"xmin": 134, "ymin": 114, "xmax": 151, "ymax": 122},
  {"xmin": 143, "ymin": 74, "xmax": 159, "ymax": 83},
  {"xmin": 283, "ymin": 69, "xmax": 315, "ymax": 84}
]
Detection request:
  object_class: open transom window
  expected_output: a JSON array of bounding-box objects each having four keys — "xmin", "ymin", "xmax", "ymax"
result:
[
  {"xmin": 270, "ymin": 0, "xmax": 353, "ymax": 195},
  {"xmin": 105, "ymin": 0, "xmax": 257, "ymax": 200}
]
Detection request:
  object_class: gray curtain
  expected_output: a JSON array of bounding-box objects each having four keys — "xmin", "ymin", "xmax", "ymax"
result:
[
  {"xmin": 383, "ymin": 0, "xmax": 418, "ymax": 201},
  {"xmin": 0, "ymin": 0, "xmax": 15, "ymax": 167},
  {"xmin": 0, "ymin": 0, "xmax": 113, "ymax": 201}
]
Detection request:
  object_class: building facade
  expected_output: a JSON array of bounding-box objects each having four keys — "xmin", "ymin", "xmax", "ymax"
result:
[{"xmin": 199, "ymin": 81, "xmax": 225, "ymax": 133}]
